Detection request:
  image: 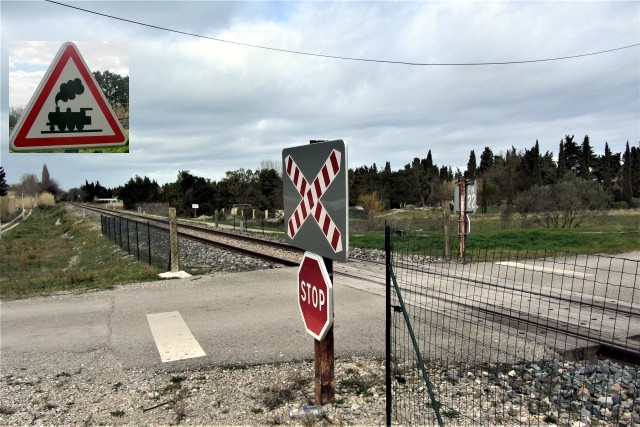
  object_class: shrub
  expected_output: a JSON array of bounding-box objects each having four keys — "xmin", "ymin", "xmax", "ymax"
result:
[{"xmin": 514, "ymin": 175, "xmax": 608, "ymax": 228}]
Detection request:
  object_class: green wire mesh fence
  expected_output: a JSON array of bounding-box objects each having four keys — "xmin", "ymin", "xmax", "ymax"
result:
[{"xmin": 385, "ymin": 226, "xmax": 639, "ymax": 426}]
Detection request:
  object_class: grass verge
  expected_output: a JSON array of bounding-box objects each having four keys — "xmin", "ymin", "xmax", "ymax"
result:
[
  {"xmin": 351, "ymin": 211, "xmax": 640, "ymax": 256},
  {"xmin": 0, "ymin": 205, "xmax": 161, "ymax": 300}
]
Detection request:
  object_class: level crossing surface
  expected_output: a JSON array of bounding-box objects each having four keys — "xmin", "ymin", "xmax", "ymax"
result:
[
  {"xmin": 0, "ymin": 267, "xmax": 385, "ymax": 373},
  {"xmin": 2, "ymin": 255, "xmax": 638, "ymax": 373}
]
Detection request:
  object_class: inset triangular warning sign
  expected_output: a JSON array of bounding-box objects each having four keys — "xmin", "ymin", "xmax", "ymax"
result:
[{"xmin": 10, "ymin": 42, "xmax": 127, "ymax": 151}]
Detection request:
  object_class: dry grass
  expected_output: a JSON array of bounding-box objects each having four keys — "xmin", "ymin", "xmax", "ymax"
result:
[
  {"xmin": 0, "ymin": 204, "xmax": 161, "ymax": 300},
  {"xmin": 1, "ymin": 192, "xmax": 55, "ymax": 221}
]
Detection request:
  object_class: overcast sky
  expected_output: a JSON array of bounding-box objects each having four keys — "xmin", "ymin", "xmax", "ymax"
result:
[{"xmin": 2, "ymin": 1, "xmax": 639, "ymax": 191}]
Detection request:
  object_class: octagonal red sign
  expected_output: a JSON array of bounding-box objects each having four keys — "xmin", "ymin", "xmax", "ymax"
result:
[{"xmin": 298, "ymin": 252, "xmax": 334, "ymax": 341}]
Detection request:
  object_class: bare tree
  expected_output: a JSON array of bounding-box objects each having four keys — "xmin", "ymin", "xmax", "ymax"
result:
[
  {"xmin": 259, "ymin": 159, "xmax": 282, "ymax": 178},
  {"xmin": 15, "ymin": 174, "xmax": 40, "ymax": 196}
]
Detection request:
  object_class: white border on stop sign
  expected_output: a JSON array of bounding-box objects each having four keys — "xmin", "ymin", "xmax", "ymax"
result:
[{"xmin": 297, "ymin": 251, "xmax": 334, "ymax": 341}]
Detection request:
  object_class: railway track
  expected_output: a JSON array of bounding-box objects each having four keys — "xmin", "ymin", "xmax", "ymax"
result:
[
  {"xmin": 72, "ymin": 203, "xmax": 303, "ymax": 266},
  {"xmin": 389, "ymin": 259, "xmax": 640, "ymax": 362},
  {"xmin": 177, "ymin": 221, "xmax": 302, "ymax": 266},
  {"xmin": 74, "ymin": 203, "xmax": 385, "ymax": 283}
]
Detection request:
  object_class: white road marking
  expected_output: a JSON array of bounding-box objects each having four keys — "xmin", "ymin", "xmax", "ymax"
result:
[
  {"xmin": 496, "ymin": 261, "xmax": 593, "ymax": 278},
  {"xmin": 146, "ymin": 311, "xmax": 206, "ymax": 362}
]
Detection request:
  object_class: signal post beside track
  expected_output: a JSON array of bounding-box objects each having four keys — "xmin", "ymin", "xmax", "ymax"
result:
[{"xmin": 454, "ymin": 178, "xmax": 477, "ymax": 257}]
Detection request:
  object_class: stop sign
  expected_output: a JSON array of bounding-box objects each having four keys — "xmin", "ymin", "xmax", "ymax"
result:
[{"xmin": 298, "ymin": 252, "xmax": 334, "ymax": 341}]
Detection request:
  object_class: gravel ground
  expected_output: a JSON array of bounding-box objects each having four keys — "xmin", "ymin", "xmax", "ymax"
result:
[
  {"xmin": 3, "ymin": 348, "xmax": 638, "ymax": 426},
  {"xmin": 391, "ymin": 358, "xmax": 640, "ymax": 427},
  {"xmin": 0, "ymin": 350, "xmax": 386, "ymax": 426}
]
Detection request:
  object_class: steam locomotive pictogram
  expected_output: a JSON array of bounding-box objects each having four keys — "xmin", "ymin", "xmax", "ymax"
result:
[
  {"xmin": 41, "ymin": 77, "xmax": 101, "ymax": 134},
  {"xmin": 46, "ymin": 106, "xmax": 93, "ymax": 132}
]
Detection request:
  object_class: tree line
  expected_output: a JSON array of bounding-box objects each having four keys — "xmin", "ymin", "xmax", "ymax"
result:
[
  {"xmin": 4, "ymin": 135, "xmax": 639, "ymax": 224},
  {"xmin": 93, "ymin": 134, "xmax": 638, "ymax": 221},
  {"xmin": 352, "ymin": 135, "xmax": 639, "ymax": 212},
  {"xmin": 66, "ymin": 166, "xmax": 284, "ymax": 218}
]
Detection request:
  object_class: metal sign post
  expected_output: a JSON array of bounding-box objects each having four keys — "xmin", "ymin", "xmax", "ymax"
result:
[
  {"xmin": 454, "ymin": 179, "xmax": 477, "ymax": 257},
  {"xmin": 458, "ymin": 179, "xmax": 467, "ymax": 257}
]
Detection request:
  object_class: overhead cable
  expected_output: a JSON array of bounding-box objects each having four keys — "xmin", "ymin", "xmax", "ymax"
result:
[{"xmin": 45, "ymin": 0, "xmax": 640, "ymax": 67}]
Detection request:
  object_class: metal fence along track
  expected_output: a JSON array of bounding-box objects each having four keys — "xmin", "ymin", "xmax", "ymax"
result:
[
  {"xmin": 385, "ymin": 226, "xmax": 640, "ymax": 426},
  {"xmin": 101, "ymin": 215, "xmax": 171, "ymax": 270}
]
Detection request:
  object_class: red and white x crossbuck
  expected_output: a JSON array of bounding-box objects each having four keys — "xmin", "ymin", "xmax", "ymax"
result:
[{"xmin": 284, "ymin": 149, "xmax": 343, "ymax": 253}]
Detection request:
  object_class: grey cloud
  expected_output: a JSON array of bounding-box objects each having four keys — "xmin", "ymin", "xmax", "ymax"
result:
[{"xmin": 2, "ymin": 1, "xmax": 638, "ymax": 191}]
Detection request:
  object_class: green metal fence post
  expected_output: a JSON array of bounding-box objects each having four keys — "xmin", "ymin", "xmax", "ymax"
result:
[
  {"xmin": 147, "ymin": 221, "xmax": 151, "ymax": 265},
  {"xmin": 135, "ymin": 221, "xmax": 140, "ymax": 261}
]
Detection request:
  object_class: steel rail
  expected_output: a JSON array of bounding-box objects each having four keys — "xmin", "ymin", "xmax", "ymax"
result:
[
  {"xmin": 69, "ymin": 203, "xmax": 302, "ymax": 266},
  {"xmin": 390, "ymin": 268, "xmax": 640, "ymax": 362}
]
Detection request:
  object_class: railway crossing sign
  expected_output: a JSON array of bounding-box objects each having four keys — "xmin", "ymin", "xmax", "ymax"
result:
[
  {"xmin": 282, "ymin": 139, "xmax": 348, "ymax": 262},
  {"xmin": 298, "ymin": 252, "xmax": 334, "ymax": 341},
  {"xmin": 10, "ymin": 42, "xmax": 127, "ymax": 151}
]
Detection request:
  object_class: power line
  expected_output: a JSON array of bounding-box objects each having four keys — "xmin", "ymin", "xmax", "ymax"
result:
[{"xmin": 45, "ymin": 0, "xmax": 639, "ymax": 67}]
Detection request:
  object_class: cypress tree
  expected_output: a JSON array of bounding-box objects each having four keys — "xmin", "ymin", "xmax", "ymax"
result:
[
  {"xmin": 478, "ymin": 146, "xmax": 495, "ymax": 176},
  {"xmin": 557, "ymin": 140, "xmax": 566, "ymax": 178},
  {"xmin": 465, "ymin": 150, "xmax": 477, "ymax": 179},
  {"xmin": 622, "ymin": 142, "xmax": 633, "ymax": 206},
  {"xmin": 579, "ymin": 135, "xmax": 594, "ymax": 180},
  {"xmin": 603, "ymin": 142, "xmax": 612, "ymax": 196},
  {"xmin": 563, "ymin": 135, "xmax": 580, "ymax": 173},
  {"xmin": 0, "ymin": 167, "xmax": 7, "ymax": 197}
]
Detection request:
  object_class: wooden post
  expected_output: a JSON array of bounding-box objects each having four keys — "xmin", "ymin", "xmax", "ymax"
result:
[
  {"xmin": 168, "ymin": 208, "xmax": 179, "ymax": 272},
  {"xmin": 458, "ymin": 178, "xmax": 466, "ymax": 258},
  {"xmin": 215, "ymin": 209, "xmax": 219, "ymax": 228},
  {"xmin": 315, "ymin": 257, "xmax": 335, "ymax": 405},
  {"xmin": 308, "ymin": 140, "xmax": 336, "ymax": 405}
]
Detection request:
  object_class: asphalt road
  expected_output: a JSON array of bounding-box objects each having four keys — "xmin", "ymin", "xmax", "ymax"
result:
[{"xmin": 0, "ymin": 267, "xmax": 385, "ymax": 373}]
